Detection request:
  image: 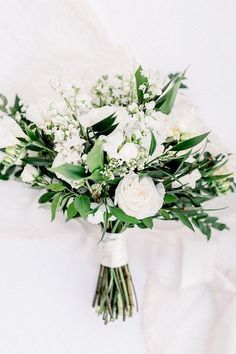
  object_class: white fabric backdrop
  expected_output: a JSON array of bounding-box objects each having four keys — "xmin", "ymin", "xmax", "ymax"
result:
[
  {"xmin": 0, "ymin": 1, "xmax": 236, "ymax": 354},
  {"xmin": 87, "ymin": 0, "xmax": 236, "ymax": 151}
]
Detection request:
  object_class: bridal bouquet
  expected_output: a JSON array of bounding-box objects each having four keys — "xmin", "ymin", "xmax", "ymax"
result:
[{"xmin": 0, "ymin": 66, "xmax": 235, "ymax": 324}]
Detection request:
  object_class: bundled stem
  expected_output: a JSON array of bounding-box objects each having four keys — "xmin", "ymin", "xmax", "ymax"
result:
[{"xmin": 92, "ymin": 264, "xmax": 138, "ymax": 324}]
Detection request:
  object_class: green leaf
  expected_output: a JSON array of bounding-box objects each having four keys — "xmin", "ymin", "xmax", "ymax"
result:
[
  {"xmin": 51, "ymin": 193, "xmax": 62, "ymax": 221},
  {"xmin": 30, "ymin": 141, "xmax": 54, "ymax": 153},
  {"xmin": 10, "ymin": 95, "xmax": 21, "ymax": 116},
  {"xmin": 202, "ymin": 224, "xmax": 211, "ymax": 240},
  {"xmin": 4, "ymin": 165, "xmax": 16, "ymax": 176},
  {"xmin": 142, "ymin": 217, "xmax": 153, "ymax": 229},
  {"xmin": 147, "ymin": 170, "xmax": 167, "ymax": 178},
  {"xmin": 87, "ymin": 140, "xmax": 104, "ymax": 173},
  {"xmin": 169, "ymin": 72, "xmax": 188, "ymax": 88},
  {"xmin": 67, "ymin": 202, "xmax": 77, "ymax": 220},
  {"xmin": 212, "ymin": 222, "xmax": 229, "ymax": 231},
  {"xmin": 24, "ymin": 126, "xmax": 38, "ymax": 141},
  {"xmin": 149, "ymin": 131, "xmax": 157, "ymax": 156},
  {"xmin": 135, "ymin": 65, "xmax": 148, "ymax": 103},
  {"xmin": 50, "ymin": 163, "xmax": 85, "ymax": 181},
  {"xmin": 172, "ymin": 210, "xmax": 195, "ymax": 232},
  {"xmin": 159, "ymin": 209, "xmax": 170, "ymax": 220},
  {"xmin": 171, "ymin": 132, "xmax": 210, "ymax": 151},
  {"xmin": 204, "ymin": 173, "xmax": 232, "ymax": 181},
  {"xmin": 22, "ymin": 157, "xmax": 51, "ymax": 166},
  {"xmin": 60, "ymin": 194, "xmax": 71, "ymax": 210},
  {"xmin": 87, "ymin": 169, "xmax": 103, "ymax": 181},
  {"xmin": 155, "ymin": 72, "xmax": 185, "ymax": 114},
  {"xmin": 74, "ymin": 195, "xmax": 90, "ymax": 218},
  {"xmin": 47, "ymin": 183, "xmax": 66, "ymax": 192},
  {"xmin": 109, "ymin": 207, "xmax": 141, "ymax": 224},
  {"xmin": 26, "ymin": 144, "xmax": 44, "ymax": 152},
  {"xmin": 0, "ymin": 174, "xmax": 9, "ymax": 180},
  {"xmin": 96, "ymin": 123, "xmax": 119, "ymax": 136},
  {"xmin": 137, "ymin": 223, "xmax": 148, "ymax": 229},
  {"xmin": 92, "ymin": 113, "xmax": 117, "ymax": 132},
  {"xmin": 0, "ymin": 93, "xmax": 8, "ymax": 113},
  {"xmin": 204, "ymin": 216, "xmax": 218, "ymax": 223},
  {"xmin": 0, "ymin": 93, "xmax": 8, "ymax": 106},
  {"xmin": 164, "ymin": 193, "xmax": 178, "ymax": 204},
  {"xmin": 38, "ymin": 191, "xmax": 55, "ymax": 203}
]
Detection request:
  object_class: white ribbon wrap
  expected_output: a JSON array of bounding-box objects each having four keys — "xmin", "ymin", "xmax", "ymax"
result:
[{"xmin": 99, "ymin": 233, "xmax": 128, "ymax": 268}]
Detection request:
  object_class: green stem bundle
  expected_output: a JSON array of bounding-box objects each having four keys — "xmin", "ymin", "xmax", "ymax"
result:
[{"xmin": 92, "ymin": 264, "xmax": 138, "ymax": 324}]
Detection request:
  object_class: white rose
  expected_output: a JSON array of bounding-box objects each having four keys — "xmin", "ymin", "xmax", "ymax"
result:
[
  {"xmin": 26, "ymin": 98, "xmax": 52, "ymax": 127},
  {"xmin": 21, "ymin": 164, "xmax": 39, "ymax": 183},
  {"xmin": 172, "ymin": 169, "xmax": 202, "ymax": 189},
  {"xmin": 0, "ymin": 115, "xmax": 26, "ymax": 148},
  {"xmin": 114, "ymin": 171, "xmax": 165, "ymax": 219},
  {"xmin": 79, "ymin": 106, "xmax": 129, "ymax": 129},
  {"xmin": 118, "ymin": 142, "xmax": 138, "ymax": 162}
]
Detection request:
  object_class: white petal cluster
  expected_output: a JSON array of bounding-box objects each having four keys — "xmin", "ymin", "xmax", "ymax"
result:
[
  {"xmin": 45, "ymin": 108, "xmax": 86, "ymax": 166},
  {"xmin": 93, "ymin": 74, "xmax": 135, "ymax": 106},
  {"xmin": 140, "ymin": 69, "xmax": 167, "ymax": 99}
]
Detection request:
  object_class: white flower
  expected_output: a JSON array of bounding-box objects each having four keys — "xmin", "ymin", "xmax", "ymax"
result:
[
  {"xmin": 0, "ymin": 115, "xmax": 26, "ymax": 148},
  {"xmin": 75, "ymin": 93, "xmax": 92, "ymax": 113},
  {"xmin": 21, "ymin": 164, "xmax": 39, "ymax": 183},
  {"xmin": 102, "ymin": 130, "xmax": 123, "ymax": 159},
  {"xmin": 145, "ymin": 101, "xmax": 155, "ymax": 111},
  {"xmin": 114, "ymin": 171, "xmax": 165, "ymax": 219},
  {"xmin": 102, "ymin": 131, "xmax": 139, "ymax": 162},
  {"xmin": 172, "ymin": 169, "xmax": 202, "ymax": 189},
  {"xmin": 26, "ymin": 98, "xmax": 52, "ymax": 127},
  {"xmin": 139, "ymin": 84, "xmax": 146, "ymax": 92},
  {"xmin": 143, "ymin": 114, "xmax": 172, "ymax": 142},
  {"xmin": 128, "ymin": 102, "xmax": 139, "ymax": 114},
  {"xmin": 158, "ymin": 93, "xmax": 205, "ymax": 139},
  {"xmin": 118, "ymin": 143, "xmax": 138, "ymax": 162}
]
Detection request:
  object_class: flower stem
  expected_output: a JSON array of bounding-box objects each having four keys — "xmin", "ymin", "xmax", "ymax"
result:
[{"xmin": 92, "ymin": 264, "xmax": 137, "ymax": 324}]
